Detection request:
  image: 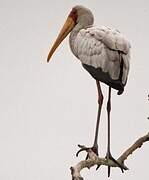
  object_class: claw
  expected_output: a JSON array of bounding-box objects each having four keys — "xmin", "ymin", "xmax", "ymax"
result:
[
  {"xmin": 76, "ymin": 144, "xmax": 99, "ymax": 160},
  {"xmin": 96, "ymin": 165, "xmax": 101, "ymax": 170},
  {"xmin": 76, "ymin": 144, "xmax": 101, "ymax": 171},
  {"xmin": 105, "ymin": 152, "xmax": 124, "ymax": 177},
  {"xmin": 78, "ymin": 144, "xmax": 86, "ymax": 149},
  {"xmin": 76, "ymin": 145, "xmax": 88, "ymax": 157},
  {"xmin": 108, "ymin": 166, "xmax": 110, "ymax": 177},
  {"xmin": 85, "ymin": 154, "xmax": 89, "ymax": 160}
]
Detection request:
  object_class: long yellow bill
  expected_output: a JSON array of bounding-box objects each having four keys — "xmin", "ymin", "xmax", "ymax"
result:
[{"xmin": 47, "ymin": 17, "xmax": 75, "ymax": 62}]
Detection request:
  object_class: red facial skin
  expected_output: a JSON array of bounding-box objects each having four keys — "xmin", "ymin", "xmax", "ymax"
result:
[{"xmin": 68, "ymin": 8, "xmax": 78, "ymax": 24}]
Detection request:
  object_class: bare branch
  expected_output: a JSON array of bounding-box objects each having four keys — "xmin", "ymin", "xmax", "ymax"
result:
[
  {"xmin": 70, "ymin": 132, "xmax": 149, "ymax": 180},
  {"xmin": 118, "ymin": 132, "xmax": 149, "ymax": 163}
]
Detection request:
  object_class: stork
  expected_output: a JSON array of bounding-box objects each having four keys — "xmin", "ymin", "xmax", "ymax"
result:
[{"xmin": 47, "ymin": 5, "xmax": 130, "ymax": 176}]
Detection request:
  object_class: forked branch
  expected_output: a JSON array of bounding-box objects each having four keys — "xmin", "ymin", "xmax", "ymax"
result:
[{"xmin": 70, "ymin": 132, "xmax": 149, "ymax": 180}]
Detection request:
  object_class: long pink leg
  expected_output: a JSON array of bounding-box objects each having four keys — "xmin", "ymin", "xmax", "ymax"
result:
[
  {"xmin": 76, "ymin": 80, "xmax": 103, "ymax": 157},
  {"xmin": 92, "ymin": 80, "xmax": 103, "ymax": 155},
  {"xmin": 106, "ymin": 86, "xmax": 124, "ymax": 177}
]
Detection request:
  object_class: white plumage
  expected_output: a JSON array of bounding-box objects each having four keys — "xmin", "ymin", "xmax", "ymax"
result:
[
  {"xmin": 47, "ymin": 5, "xmax": 131, "ymax": 175},
  {"xmin": 69, "ymin": 25, "xmax": 130, "ymax": 85},
  {"xmin": 47, "ymin": 5, "xmax": 131, "ymax": 94}
]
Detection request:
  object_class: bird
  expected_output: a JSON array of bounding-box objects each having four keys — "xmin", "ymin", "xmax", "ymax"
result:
[{"xmin": 47, "ymin": 5, "xmax": 130, "ymax": 176}]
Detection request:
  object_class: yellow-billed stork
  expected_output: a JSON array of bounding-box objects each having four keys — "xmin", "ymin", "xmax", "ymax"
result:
[{"xmin": 47, "ymin": 5, "xmax": 131, "ymax": 176}]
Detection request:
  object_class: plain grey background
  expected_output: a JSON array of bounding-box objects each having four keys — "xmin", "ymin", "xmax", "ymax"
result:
[{"xmin": 0, "ymin": 0, "xmax": 149, "ymax": 179}]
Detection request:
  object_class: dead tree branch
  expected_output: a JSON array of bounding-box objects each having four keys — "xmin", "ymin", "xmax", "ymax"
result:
[{"xmin": 70, "ymin": 132, "xmax": 149, "ymax": 180}]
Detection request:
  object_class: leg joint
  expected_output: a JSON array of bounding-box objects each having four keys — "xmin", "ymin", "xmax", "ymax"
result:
[{"xmin": 106, "ymin": 99, "xmax": 111, "ymax": 112}]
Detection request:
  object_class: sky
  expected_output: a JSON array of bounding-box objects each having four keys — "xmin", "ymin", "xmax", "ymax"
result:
[{"xmin": 0, "ymin": 0, "xmax": 149, "ymax": 180}]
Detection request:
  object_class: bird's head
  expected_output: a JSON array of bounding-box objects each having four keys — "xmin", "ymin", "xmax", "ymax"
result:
[{"xmin": 47, "ymin": 5, "xmax": 94, "ymax": 62}]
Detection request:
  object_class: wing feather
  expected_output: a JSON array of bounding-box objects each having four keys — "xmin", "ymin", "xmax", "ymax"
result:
[{"xmin": 72, "ymin": 25, "xmax": 131, "ymax": 84}]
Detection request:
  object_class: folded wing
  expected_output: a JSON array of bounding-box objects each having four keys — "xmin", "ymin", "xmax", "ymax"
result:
[{"xmin": 73, "ymin": 25, "xmax": 131, "ymax": 85}]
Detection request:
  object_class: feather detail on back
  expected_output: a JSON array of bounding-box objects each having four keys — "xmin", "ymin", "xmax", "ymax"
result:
[{"xmin": 70, "ymin": 25, "xmax": 131, "ymax": 85}]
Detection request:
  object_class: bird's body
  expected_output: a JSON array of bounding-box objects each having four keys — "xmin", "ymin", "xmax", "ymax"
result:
[
  {"xmin": 47, "ymin": 5, "xmax": 131, "ymax": 176},
  {"xmin": 69, "ymin": 13, "xmax": 130, "ymax": 94}
]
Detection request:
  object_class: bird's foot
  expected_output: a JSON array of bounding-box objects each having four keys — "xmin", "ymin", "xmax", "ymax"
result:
[
  {"xmin": 76, "ymin": 144, "xmax": 98, "ymax": 159},
  {"xmin": 105, "ymin": 152, "xmax": 124, "ymax": 177},
  {"xmin": 76, "ymin": 144, "xmax": 101, "ymax": 170}
]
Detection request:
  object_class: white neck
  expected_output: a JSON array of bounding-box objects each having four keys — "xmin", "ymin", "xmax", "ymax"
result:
[{"xmin": 69, "ymin": 14, "xmax": 94, "ymax": 57}]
